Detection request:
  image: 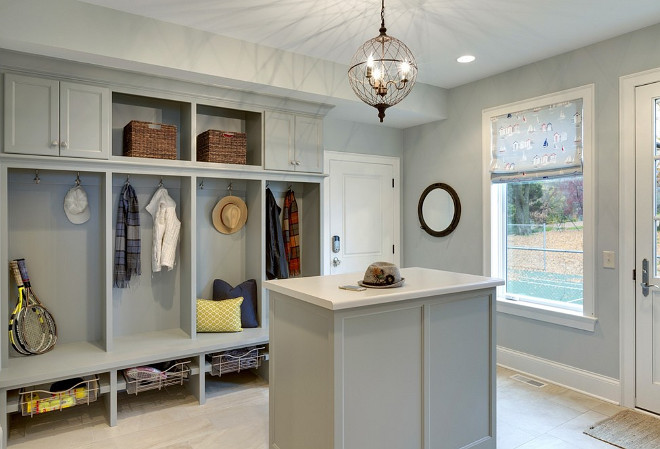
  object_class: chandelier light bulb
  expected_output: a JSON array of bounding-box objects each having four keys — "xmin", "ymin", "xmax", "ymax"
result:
[{"xmin": 400, "ymin": 60, "xmax": 411, "ymax": 76}]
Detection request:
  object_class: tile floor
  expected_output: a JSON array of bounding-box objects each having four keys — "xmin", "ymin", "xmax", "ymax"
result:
[{"xmin": 6, "ymin": 366, "xmax": 628, "ymax": 448}]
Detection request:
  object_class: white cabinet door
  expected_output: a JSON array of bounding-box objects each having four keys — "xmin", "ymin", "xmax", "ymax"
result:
[
  {"xmin": 264, "ymin": 111, "xmax": 295, "ymax": 171},
  {"xmin": 4, "ymin": 74, "xmax": 109, "ymax": 159},
  {"xmin": 4, "ymin": 73, "xmax": 59, "ymax": 156},
  {"xmin": 265, "ymin": 111, "xmax": 323, "ymax": 172},
  {"xmin": 294, "ymin": 115, "xmax": 322, "ymax": 173},
  {"xmin": 60, "ymin": 82, "xmax": 109, "ymax": 159}
]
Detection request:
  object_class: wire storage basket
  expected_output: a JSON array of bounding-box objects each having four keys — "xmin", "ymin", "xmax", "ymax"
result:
[
  {"xmin": 209, "ymin": 346, "xmax": 265, "ymax": 377},
  {"xmin": 123, "ymin": 120, "xmax": 177, "ymax": 159},
  {"xmin": 123, "ymin": 360, "xmax": 190, "ymax": 395},
  {"xmin": 196, "ymin": 130, "xmax": 247, "ymax": 164},
  {"xmin": 19, "ymin": 376, "xmax": 99, "ymax": 417}
]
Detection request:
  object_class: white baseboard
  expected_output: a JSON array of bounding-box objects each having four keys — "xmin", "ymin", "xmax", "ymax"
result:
[{"xmin": 497, "ymin": 346, "xmax": 621, "ymax": 404}]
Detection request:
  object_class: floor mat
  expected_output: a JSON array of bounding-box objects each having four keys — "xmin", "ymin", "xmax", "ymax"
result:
[{"xmin": 584, "ymin": 409, "xmax": 660, "ymax": 449}]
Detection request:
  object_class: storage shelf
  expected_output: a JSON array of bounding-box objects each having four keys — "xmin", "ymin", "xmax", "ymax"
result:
[
  {"xmin": 0, "ymin": 328, "xmax": 268, "ymax": 390},
  {"xmin": 0, "ymin": 152, "xmax": 326, "ymax": 182}
]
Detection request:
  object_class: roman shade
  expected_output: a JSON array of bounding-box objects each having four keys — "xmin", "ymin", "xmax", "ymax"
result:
[{"xmin": 490, "ymin": 98, "xmax": 583, "ymax": 183}]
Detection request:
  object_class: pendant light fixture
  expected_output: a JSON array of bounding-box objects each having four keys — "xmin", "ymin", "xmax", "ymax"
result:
[{"xmin": 348, "ymin": 0, "xmax": 418, "ymax": 122}]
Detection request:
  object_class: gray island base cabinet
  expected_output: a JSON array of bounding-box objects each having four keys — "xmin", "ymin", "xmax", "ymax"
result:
[{"xmin": 265, "ymin": 267, "xmax": 504, "ymax": 449}]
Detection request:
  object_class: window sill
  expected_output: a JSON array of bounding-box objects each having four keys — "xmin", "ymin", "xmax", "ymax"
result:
[{"xmin": 496, "ymin": 298, "xmax": 597, "ymax": 332}]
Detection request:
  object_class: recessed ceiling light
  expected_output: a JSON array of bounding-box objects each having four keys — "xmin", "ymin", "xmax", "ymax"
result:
[{"xmin": 457, "ymin": 55, "xmax": 476, "ymax": 63}]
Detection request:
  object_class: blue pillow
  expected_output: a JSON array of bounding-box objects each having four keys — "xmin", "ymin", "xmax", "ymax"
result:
[{"xmin": 213, "ymin": 279, "xmax": 259, "ymax": 328}]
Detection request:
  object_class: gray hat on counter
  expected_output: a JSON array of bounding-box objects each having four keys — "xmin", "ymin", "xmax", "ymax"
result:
[{"xmin": 358, "ymin": 261, "xmax": 405, "ymax": 288}]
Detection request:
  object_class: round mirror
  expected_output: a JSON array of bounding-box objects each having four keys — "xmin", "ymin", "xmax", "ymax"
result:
[{"xmin": 418, "ymin": 183, "xmax": 461, "ymax": 237}]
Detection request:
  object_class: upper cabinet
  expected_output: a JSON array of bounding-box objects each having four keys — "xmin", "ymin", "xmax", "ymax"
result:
[
  {"xmin": 264, "ymin": 111, "xmax": 323, "ymax": 173},
  {"xmin": 4, "ymin": 74, "xmax": 110, "ymax": 159}
]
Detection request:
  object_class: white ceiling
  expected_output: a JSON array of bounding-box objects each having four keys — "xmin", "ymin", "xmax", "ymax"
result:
[{"xmin": 78, "ymin": 0, "xmax": 660, "ymax": 89}]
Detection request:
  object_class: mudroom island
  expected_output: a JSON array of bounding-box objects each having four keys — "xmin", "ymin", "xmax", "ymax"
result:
[{"xmin": 264, "ymin": 267, "xmax": 504, "ymax": 449}]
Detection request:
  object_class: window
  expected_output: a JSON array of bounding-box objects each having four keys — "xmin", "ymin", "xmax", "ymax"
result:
[{"xmin": 483, "ymin": 85, "xmax": 596, "ymax": 330}]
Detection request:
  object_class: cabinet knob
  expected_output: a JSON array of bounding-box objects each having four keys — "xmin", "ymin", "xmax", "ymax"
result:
[
  {"xmin": 295, "ymin": 161, "xmax": 301, "ymax": 166},
  {"xmin": 60, "ymin": 141, "xmax": 68, "ymax": 148},
  {"xmin": 51, "ymin": 140, "xmax": 59, "ymax": 147},
  {"xmin": 290, "ymin": 160, "xmax": 296, "ymax": 166}
]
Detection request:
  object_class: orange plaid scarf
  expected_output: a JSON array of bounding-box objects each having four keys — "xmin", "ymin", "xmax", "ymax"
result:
[{"xmin": 282, "ymin": 189, "xmax": 300, "ymax": 277}]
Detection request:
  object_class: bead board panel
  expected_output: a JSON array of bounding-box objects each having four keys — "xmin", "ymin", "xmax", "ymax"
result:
[
  {"xmin": 111, "ymin": 173, "xmax": 185, "ymax": 339},
  {"xmin": 7, "ymin": 169, "xmax": 105, "ymax": 348}
]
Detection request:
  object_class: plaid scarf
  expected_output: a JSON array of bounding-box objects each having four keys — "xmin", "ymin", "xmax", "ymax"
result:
[
  {"xmin": 114, "ymin": 183, "xmax": 141, "ymax": 288},
  {"xmin": 282, "ymin": 189, "xmax": 300, "ymax": 277}
]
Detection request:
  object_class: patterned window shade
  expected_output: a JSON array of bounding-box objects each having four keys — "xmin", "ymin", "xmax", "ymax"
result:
[{"xmin": 490, "ymin": 98, "xmax": 583, "ymax": 183}]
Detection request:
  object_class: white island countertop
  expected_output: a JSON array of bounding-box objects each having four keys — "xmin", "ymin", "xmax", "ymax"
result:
[{"xmin": 264, "ymin": 267, "xmax": 504, "ymax": 311}]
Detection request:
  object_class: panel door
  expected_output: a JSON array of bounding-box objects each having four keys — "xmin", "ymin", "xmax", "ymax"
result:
[
  {"xmin": 328, "ymin": 158, "xmax": 396, "ymax": 274},
  {"xmin": 264, "ymin": 111, "xmax": 295, "ymax": 171},
  {"xmin": 60, "ymin": 82, "xmax": 110, "ymax": 159},
  {"xmin": 635, "ymin": 81, "xmax": 660, "ymax": 414},
  {"xmin": 294, "ymin": 115, "xmax": 323, "ymax": 173},
  {"xmin": 4, "ymin": 73, "xmax": 59, "ymax": 156}
]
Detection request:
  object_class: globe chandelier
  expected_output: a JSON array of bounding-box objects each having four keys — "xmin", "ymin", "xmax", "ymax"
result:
[{"xmin": 348, "ymin": 0, "xmax": 418, "ymax": 122}]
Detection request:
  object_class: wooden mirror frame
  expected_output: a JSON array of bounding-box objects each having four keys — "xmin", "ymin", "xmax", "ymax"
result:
[{"xmin": 418, "ymin": 183, "xmax": 461, "ymax": 237}]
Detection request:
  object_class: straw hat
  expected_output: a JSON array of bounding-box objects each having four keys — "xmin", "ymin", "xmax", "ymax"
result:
[
  {"xmin": 212, "ymin": 196, "xmax": 248, "ymax": 234},
  {"xmin": 63, "ymin": 185, "xmax": 91, "ymax": 224},
  {"xmin": 358, "ymin": 261, "xmax": 405, "ymax": 288}
]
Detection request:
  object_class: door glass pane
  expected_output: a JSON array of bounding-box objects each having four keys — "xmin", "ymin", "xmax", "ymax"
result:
[
  {"xmin": 657, "ymin": 220, "xmax": 660, "ymax": 275},
  {"xmin": 656, "ymin": 98, "xmax": 660, "ymax": 274},
  {"xmin": 656, "ymin": 99, "xmax": 660, "ymax": 155},
  {"xmin": 656, "ymin": 160, "xmax": 660, "ymax": 216}
]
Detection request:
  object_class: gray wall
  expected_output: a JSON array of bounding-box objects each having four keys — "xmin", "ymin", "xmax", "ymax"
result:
[
  {"xmin": 323, "ymin": 117, "xmax": 403, "ymax": 158},
  {"xmin": 403, "ymin": 22, "xmax": 660, "ymax": 379}
]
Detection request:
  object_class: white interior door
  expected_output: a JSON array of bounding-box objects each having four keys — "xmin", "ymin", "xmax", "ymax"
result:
[
  {"xmin": 325, "ymin": 152, "xmax": 400, "ymax": 275},
  {"xmin": 635, "ymin": 81, "xmax": 660, "ymax": 414}
]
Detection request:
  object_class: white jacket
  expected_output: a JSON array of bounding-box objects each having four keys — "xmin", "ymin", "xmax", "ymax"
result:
[{"xmin": 146, "ymin": 187, "xmax": 181, "ymax": 272}]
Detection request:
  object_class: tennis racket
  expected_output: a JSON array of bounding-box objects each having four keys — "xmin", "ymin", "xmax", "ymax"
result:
[
  {"xmin": 15, "ymin": 259, "xmax": 57, "ymax": 354},
  {"xmin": 9, "ymin": 260, "xmax": 32, "ymax": 355}
]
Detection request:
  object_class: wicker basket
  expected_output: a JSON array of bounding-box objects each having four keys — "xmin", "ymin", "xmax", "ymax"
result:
[
  {"xmin": 123, "ymin": 120, "xmax": 177, "ymax": 160},
  {"xmin": 197, "ymin": 130, "xmax": 247, "ymax": 164}
]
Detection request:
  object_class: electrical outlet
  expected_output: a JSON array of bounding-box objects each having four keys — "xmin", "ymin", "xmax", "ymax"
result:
[{"xmin": 603, "ymin": 251, "xmax": 616, "ymax": 269}]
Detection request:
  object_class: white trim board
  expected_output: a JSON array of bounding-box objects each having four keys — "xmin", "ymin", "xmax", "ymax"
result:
[{"xmin": 497, "ymin": 346, "xmax": 621, "ymax": 404}]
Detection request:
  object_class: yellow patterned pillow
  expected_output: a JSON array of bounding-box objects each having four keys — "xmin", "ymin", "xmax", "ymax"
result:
[{"xmin": 196, "ymin": 297, "xmax": 243, "ymax": 332}]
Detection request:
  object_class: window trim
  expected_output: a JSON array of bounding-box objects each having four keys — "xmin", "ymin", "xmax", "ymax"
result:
[{"xmin": 482, "ymin": 84, "xmax": 596, "ymax": 328}]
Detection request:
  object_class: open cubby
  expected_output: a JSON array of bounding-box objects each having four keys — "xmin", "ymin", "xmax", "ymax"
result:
[
  {"xmin": 6, "ymin": 169, "xmax": 106, "ymax": 354},
  {"xmin": 266, "ymin": 180, "xmax": 321, "ymax": 278},
  {"xmin": 195, "ymin": 104, "xmax": 263, "ymax": 167},
  {"xmin": 195, "ymin": 178, "xmax": 263, "ymax": 298},
  {"xmin": 112, "ymin": 92, "xmax": 192, "ymax": 161},
  {"xmin": 111, "ymin": 173, "xmax": 191, "ymax": 341}
]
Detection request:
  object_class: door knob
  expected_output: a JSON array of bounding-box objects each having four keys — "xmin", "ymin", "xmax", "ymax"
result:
[
  {"xmin": 641, "ymin": 258, "xmax": 659, "ymax": 296},
  {"xmin": 332, "ymin": 257, "xmax": 341, "ymax": 267}
]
